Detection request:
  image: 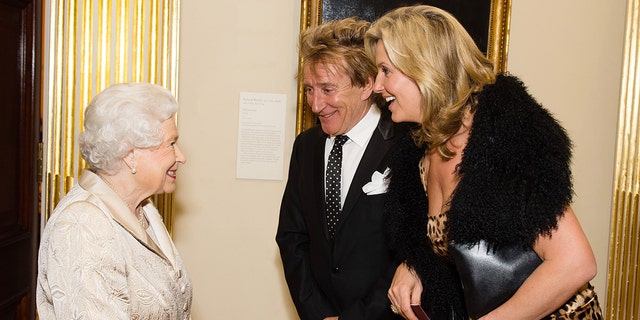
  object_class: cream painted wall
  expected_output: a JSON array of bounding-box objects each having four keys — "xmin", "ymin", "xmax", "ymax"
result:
[
  {"xmin": 508, "ymin": 1, "xmax": 626, "ymax": 301},
  {"xmin": 175, "ymin": 0, "xmax": 627, "ymax": 318},
  {"xmin": 175, "ymin": 1, "xmax": 300, "ymax": 318}
]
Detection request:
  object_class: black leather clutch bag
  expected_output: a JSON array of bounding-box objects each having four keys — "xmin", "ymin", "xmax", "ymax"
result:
[{"xmin": 449, "ymin": 240, "xmax": 542, "ymax": 319}]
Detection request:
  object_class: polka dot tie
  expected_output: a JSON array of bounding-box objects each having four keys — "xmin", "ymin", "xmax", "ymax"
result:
[{"xmin": 326, "ymin": 135, "xmax": 349, "ymax": 239}]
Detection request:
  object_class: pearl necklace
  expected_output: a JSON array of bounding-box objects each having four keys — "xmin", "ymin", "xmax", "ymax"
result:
[
  {"xmin": 100, "ymin": 175, "xmax": 148, "ymax": 229},
  {"xmin": 135, "ymin": 206, "xmax": 148, "ymax": 229}
]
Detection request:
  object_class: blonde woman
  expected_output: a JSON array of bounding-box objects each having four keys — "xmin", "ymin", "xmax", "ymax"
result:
[{"xmin": 366, "ymin": 5, "xmax": 602, "ymax": 320}]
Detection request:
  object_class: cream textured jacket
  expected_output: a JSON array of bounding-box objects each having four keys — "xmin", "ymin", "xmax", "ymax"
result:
[{"xmin": 37, "ymin": 169, "xmax": 193, "ymax": 320}]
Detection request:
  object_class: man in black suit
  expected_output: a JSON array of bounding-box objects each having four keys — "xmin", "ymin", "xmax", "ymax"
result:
[{"xmin": 276, "ymin": 17, "xmax": 406, "ymax": 320}]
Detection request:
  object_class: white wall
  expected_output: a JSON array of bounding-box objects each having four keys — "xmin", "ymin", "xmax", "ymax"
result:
[
  {"xmin": 175, "ymin": 1, "xmax": 627, "ymax": 318},
  {"xmin": 508, "ymin": 1, "xmax": 626, "ymax": 301},
  {"xmin": 175, "ymin": 0, "xmax": 300, "ymax": 318}
]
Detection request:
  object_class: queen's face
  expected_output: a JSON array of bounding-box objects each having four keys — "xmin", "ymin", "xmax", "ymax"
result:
[
  {"xmin": 372, "ymin": 41, "xmax": 423, "ymax": 123},
  {"xmin": 303, "ymin": 61, "xmax": 372, "ymax": 136},
  {"xmin": 134, "ymin": 116, "xmax": 186, "ymax": 195}
]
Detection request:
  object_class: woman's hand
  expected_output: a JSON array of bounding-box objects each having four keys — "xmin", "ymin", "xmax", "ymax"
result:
[{"xmin": 389, "ymin": 262, "xmax": 423, "ymax": 320}]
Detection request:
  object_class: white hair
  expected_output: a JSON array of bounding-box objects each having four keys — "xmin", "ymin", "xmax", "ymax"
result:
[{"xmin": 79, "ymin": 83, "xmax": 178, "ymax": 174}]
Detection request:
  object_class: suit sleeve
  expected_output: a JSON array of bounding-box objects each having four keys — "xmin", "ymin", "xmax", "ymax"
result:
[
  {"xmin": 338, "ymin": 262, "xmax": 401, "ymax": 320},
  {"xmin": 276, "ymin": 136, "xmax": 337, "ymax": 319}
]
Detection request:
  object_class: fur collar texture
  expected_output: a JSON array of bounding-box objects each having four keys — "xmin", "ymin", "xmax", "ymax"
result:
[
  {"xmin": 385, "ymin": 74, "xmax": 573, "ymax": 314},
  {"xmin": 448, "ymin": 74, "xmax": 573, "ymax": 248}
]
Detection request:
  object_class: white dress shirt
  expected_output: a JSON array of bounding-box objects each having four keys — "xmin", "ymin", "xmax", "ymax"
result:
[{"xmin": 325, "ymin": 105, "xmax": 381, "ymax": 207}]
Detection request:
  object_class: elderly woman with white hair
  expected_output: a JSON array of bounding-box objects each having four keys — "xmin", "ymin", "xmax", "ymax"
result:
[{"xmin": 36, "ymin": 83, "xmax": 192, "ymax": 319}]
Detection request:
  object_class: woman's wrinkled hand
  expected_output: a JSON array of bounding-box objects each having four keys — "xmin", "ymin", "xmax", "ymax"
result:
[{"xmin": 388, "ymin": 262, "xmax": 423, "ymax": 320}]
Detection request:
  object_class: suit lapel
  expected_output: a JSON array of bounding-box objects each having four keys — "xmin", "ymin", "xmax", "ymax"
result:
[
  {"xmin": 78, "ymin": 170, "xmax": 170, "ymax": 262},
  {"xmin": 313, "ymin": 131, "xmax": 331, "ymax": 240},
  {"xmin": 339, "ymin": 130, "xmax": 388, "ymax": 218},
  {"xmin": 337, "ymin": 113, "xmax": 395, "ymax": 232}
]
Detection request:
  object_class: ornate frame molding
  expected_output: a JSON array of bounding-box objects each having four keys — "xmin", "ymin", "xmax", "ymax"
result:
[{"xmin": 606, "ymin": 0, "xmax": 640, "ymax": 316}]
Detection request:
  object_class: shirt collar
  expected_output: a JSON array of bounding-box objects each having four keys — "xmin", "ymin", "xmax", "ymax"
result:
[
  {"xmin": 78, "ymin": 169, "xmax": 169, "ymax": 262},
  {"xmin": 340, "ymin": 104, "xmax": 381, "ymax": 148}
]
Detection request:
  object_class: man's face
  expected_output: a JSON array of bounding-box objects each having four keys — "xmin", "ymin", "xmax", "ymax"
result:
[{"xmin": 303, "ymin": 62, "xmax": 373, "ymax": 136}]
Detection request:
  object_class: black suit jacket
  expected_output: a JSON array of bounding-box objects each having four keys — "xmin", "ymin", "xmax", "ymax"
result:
[{"xmin": 276, "ymin": 108, "xmax": 406, "ymax": 320}]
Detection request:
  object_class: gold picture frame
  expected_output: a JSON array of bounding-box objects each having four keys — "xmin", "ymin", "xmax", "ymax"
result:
[{"xmin": 295, "ymin": 0, "xmax": 512, "ymax": 135}]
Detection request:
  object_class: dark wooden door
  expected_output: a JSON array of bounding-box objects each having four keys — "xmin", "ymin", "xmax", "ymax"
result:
[{"xmin": 0, "ymin": 0, "xmax": 41, "ymax": 319}]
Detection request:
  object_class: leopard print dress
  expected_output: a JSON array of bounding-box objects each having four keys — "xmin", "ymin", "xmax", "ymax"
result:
[{"xmin": 420, "ymin": 160, "xmax": 603, "ymax": 319}]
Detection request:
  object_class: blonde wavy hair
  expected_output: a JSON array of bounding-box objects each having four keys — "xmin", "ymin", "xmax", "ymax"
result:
[{"xmin": 365, "ymin": 5, "xmax": 496, "ymax": 158}]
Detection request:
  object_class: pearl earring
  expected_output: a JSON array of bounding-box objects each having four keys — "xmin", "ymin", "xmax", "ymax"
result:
[{"xmin": 131, "ymin": 167, "xmax": 137, "ymax": 174}]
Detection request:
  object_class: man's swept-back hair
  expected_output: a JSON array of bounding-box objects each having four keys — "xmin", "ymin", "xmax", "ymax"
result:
[{"xmin": 299, "ymin": 17, "xmax": 377, "ymax": 91}]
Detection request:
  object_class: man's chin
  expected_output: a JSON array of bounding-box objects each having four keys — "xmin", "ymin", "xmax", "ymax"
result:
[{"xmin": 320, "ymin": 124, "xmax": 339, "ymax": 136}]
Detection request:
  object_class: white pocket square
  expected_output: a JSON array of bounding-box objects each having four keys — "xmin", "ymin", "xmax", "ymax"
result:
[{"xmin": 362, "ymin": 168, "xmax": 390, "ymax": 195}]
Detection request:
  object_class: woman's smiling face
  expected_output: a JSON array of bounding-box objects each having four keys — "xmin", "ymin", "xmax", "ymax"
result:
[
  {"xmin": 133, "ymin": 116, "xmax": 186, "ymax": 196},
  {"xmin": 372, "ymin": 41, "xmax": 423, "ymax": 123}
]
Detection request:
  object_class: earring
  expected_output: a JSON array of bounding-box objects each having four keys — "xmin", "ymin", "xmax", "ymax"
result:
[{"xmin": 131, "ymin": 167, "xmax": 137, "ymax": 174}]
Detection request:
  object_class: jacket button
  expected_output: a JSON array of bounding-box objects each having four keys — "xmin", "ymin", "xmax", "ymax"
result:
[{"xmin": 332, "ymin": 267, "xmax": 340, "ymax": 273}]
